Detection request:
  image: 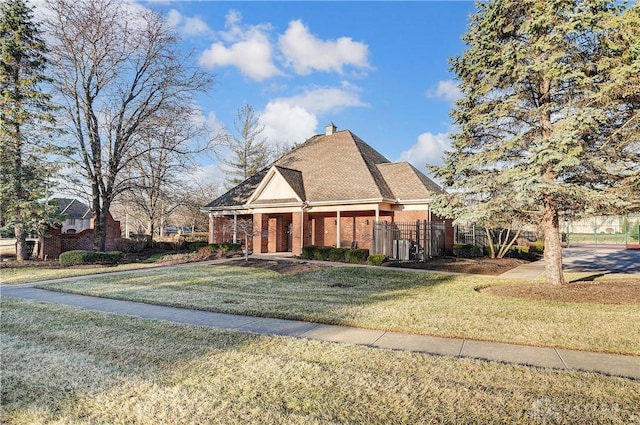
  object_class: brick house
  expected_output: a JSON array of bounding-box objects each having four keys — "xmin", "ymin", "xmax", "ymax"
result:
[
  {"xmin": 55, "ymin": 198, "xmax": 92, "ymax": 234},
  {"xmin": 38, "ymin": 198, "xmax": 121, "ymax": 259},
  {"xmin": 202, "ymin": 124, "xmax": 453, "ymax": 256}
]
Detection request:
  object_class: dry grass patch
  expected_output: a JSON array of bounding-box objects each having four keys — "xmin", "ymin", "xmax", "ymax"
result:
[
  {"xmin": 37, "ymin": 262, "xmax": 640, "ymax": 355},
  {"xmin": 2, "ymin": 298, "xmax": 639, "ymax": 424}
]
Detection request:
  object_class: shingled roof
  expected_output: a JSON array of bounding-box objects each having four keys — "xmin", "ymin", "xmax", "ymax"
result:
[
  {"xmin": 204, "ymin": 129, "xmax": 442, "ymax": 210},
  {"xmin": 55, "ymin": 198, "xmax": 92, "ymax": 219}
]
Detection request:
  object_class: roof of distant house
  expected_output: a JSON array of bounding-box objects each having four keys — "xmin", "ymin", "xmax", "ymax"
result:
[
  {"xmin": 55, "ymin": 198, "xmax": 92, "ymax": 219},
  {"xmin": 204, "ymin": 128, "xmax": 443, "ymax": 210}
]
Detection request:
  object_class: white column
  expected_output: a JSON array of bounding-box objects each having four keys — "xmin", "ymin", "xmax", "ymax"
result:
[
  {"xmin": 209, "ymin": 213, "xmax": 215, "ymax": 244},
  {"xmin": 336, "ymin": 210, "xmax": 341, "ymax": 248},
  {"xmin": 233, "ymin": 214, "xmax": 238, "ymax": 243},
  {"xmin": 300, "ymin": 207, "xmax": 305, "ymax": 254}
]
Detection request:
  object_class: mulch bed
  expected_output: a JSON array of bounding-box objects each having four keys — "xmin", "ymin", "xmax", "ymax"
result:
[
  {"xmin": 388, "ymin": 257, "xmax": 528, "ymax": 275},
  {"xmin": 481, "ymin": 279, "xmax": 640, "ymax": 305}
]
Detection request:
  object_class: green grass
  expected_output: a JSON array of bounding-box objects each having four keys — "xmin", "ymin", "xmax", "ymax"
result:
[
  {"xmin": 567, "ymin": 232, "xmax": 639, "ymax": 245},
  {"xmin": 0, "ymin": 262, "xmax": 167, "ymax": 285},
  {"xmin": 38, "ymin": 264, "xmax": 640, "ymax": 355},
  {"xmin": 2, "ymin": 297, "xmax": 638, "ymax": 424}
]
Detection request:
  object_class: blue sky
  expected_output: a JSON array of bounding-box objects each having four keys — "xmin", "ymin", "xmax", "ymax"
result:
[{"xmin": 142, "ymin": 1, "xmax": 477, "ymax": 184}]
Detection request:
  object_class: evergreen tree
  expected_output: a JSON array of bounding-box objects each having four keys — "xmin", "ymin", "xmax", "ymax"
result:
[
  {"xmin": 0, "ymin": 0, "xmax": 58, "ymax": 261},
  {"xmin": 431, "ymin": 0, "xmax": 639, "ymax": 285},
  {"xmin": 222, "ymin": 104, "xmax": 270, "ymax": 187}
]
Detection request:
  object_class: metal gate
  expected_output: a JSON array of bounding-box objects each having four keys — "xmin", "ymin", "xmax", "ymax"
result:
[{"xmin": 373, "ymin": 220, "xmax": 445, "ymax": 262}]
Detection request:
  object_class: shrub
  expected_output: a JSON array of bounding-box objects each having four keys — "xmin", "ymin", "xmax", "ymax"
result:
[
  {"xmin": 367, "ymin": 254, "xmax": 387, "ymax": 266},
  {"xmin": 186, "ymin": 242, "xmax": 208, "ymax": 252},
  {"xmin": 529, "ymin": 241, "xmax": 544, "ymax": 254},
  {"xmin": 453, "ymin": 244, "xmax": 482, "ymax": 258},
  {"xmin": 301, "ymin": 245, "xmax": 317, "ymax": 260},
  {"xmin": 504, "ymin": 245, "xmax": 529, "ymax": 259},
  {"xmin": 346, "ymin": 248, "xmax": 369, "ymax": 264},
  {"xmin": 59, "ymin": 250, "xmax": 122, "ymax": 267},
  {"xmin": 328, "ymin": 247, "xmax": 349, "ymax": 262},
  {"xmin": 313, "ymin": 246, "xmax": 333, "ymax": 261},
  {"xmin": 303, "ymin": 245, "xmax": 370, "ymax": 263}
]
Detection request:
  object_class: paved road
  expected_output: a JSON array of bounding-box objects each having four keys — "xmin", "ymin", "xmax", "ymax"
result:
[{"xmin": 562, "ymin": 247, "xmax": 640, "ymax": 274}]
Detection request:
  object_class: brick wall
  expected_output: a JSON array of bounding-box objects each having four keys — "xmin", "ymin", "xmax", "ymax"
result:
[{"xmin": 38, "ymin": 213, "xmax": 121, "ymax": 259}]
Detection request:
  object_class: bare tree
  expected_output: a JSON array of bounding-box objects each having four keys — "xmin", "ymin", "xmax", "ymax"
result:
[
  {"xmin": 44, "ymin": 0, "xmax": 213, "ymax": 251},
  {"xmin": 172, "ymin": 179, "xmax": 221, "ymax": 233},
  {"xmin": 221, "ymin": 217, "xmax": 262, "ymax": 261},
  {"xmin": 122, "ymin": 103, "xmax": 211, "ymax": 246}
]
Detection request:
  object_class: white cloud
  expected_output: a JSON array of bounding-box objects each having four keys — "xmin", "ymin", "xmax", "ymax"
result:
[
  {"xmin": 259, "ymin": 102, "xmax": 318, "ymax": 146},
  {"xmin": 167, "ymin": 10, "xmax": 213, "ymax": 37},
  {"xmin": 199, "ymin": 10, "xmax": 282, "ymax": 81},
  {"xmin": 257, "ymin": 84, "xmax": 368, "ymax": 146},
  {"xmin": 279, "ymin": 20, "xmax": 372, "ymax": 75},
  {"xmin": 399, "ymin": 131, "xmax": 451, "ymax": 168},
  {"xmin": 280, "ymin": 83, "xmax": 368, "ymax": 115},
  {"xmin": 426, "ymin": 80, "xmax": 462, "ymax": 103},
  {"xmin": 182, "ymin": 163, "xmax": 225, "ymax": 188}
]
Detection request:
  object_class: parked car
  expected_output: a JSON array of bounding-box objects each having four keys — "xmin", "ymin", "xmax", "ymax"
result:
[{"xmin": 164, "ymin": 226, "xmax": 192, "ymax": 235}]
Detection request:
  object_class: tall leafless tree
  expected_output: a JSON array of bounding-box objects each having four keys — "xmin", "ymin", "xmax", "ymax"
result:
[
  {"xmin": 122, "ymin": 103, "xmax": 213, "ymax": 246},
  {"xmin": 44, "ymin": 0, "xmax": 213, "ymax": 251}
]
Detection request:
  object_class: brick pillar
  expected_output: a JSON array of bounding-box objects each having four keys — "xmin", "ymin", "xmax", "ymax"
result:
[
  {"xmin": 253, "ymin": 213, "xmax": 268, "ymax": 254},
  {"xmin": 291, "ymin": 210, "xmax": 309, "ymax": 255}
]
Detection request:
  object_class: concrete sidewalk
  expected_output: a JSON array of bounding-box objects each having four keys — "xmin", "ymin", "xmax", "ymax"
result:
[{"xmin": 2, "ymin": 284, "xmax": 638, "ymax": 380}]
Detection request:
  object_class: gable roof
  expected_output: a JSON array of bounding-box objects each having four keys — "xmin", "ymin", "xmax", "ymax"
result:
[
  {"xmin": 204, "ymin": 128, "xmax": 442, "ymax": 211},
  {"xmin": 55, "ymin": 198, "xmax": 92, "ymax": 219},
  {"xmin": 247, "ymin": 166, "xmax": 306, "ymax": 205}
]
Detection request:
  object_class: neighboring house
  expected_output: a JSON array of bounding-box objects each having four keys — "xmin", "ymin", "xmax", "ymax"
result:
[
  {"xmin": 202, "ymin": 124, "xmax": 453, "ymax": 256},
  {"xmin": 56, "ymin": 198, "xmax": 92, "ymax": 234},
  {"xmin": 39, "ymin": 198, "xmax": 122, "ymax": 259}
]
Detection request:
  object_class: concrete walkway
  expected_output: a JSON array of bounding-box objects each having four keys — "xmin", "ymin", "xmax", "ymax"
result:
[
  {"xmin": 2, "ymin": 283, "xmax": 638, "ymax": 380},
  {"xmin": 498, "ymin": 259, "xmax": 545, "ymax": 279}
]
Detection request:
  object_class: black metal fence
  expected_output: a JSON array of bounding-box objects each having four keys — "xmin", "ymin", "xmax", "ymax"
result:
[
  {"xmin": 373, "ymin": 220, "xmax": 445, "ymax": 262},
  {"xmin": 454, "ymin": 225, "xmax": 538, "ymax": 248}
]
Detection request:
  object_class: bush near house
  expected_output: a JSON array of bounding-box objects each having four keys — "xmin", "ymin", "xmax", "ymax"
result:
[
  {"xmin": 59, "ymin": 250, "xmax": 122, "ymax": 267},
  {"xmin": 367, "ymin": 254, "xmax": 387, "ymax": 266},
  {"xmin": 200, "ymin": 242, "xmax": 243, "ymax": 259},
  {"xmin": 301, "ymin": 245, "xmax": 370, "ymax": 264},
  {"xmin": 346, "ymin": 248, "xmax": 370, "ymax": 264},
  {"xmin": 453, "ymin": 244, "xmax": 483, "ymax": 258},
  {"xmin": 529, "ymin": 241, "xmax": 544, "ymax": 254},
  {"xmin": 328, "ymin": 247, "xmax": 349, "ymax": 262}
]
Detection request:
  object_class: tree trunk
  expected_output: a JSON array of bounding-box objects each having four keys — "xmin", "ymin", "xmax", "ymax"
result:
[
  {"xmin": 146, "ymin": 220, "xmax": 154, "ymax": 248},
  {"xmin": 14, "ymin": 221, "xmax": 28, "ymax": 261},
  {"xmin": 542, "ymin": 195, "xmax": 565, "ymax": 285}
]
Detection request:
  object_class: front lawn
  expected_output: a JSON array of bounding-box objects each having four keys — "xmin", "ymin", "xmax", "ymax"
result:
[
  {"xmin": 38, "ymin": 262, "xmax": 640, "ymax": 355},
  {"xmin": 0, "ymin": 261, "xmax": 164, "ymax": 285},
  {"xmin": 2, "ymin": 298, "xmax": 638, "ymax": 424}
]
